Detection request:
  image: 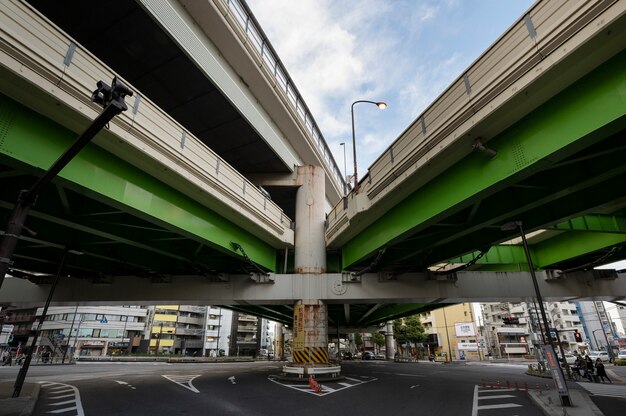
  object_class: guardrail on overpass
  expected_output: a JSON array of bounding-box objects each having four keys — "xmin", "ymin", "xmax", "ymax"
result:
[{"xmin": 0, "ymin": 0, "xmax": 293, "ymax": 246}]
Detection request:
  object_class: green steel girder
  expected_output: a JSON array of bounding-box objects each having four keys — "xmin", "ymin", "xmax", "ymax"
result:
[
  {"xmin": 449, "ymin": 230, "xmax": 626, "ymax": 271},
  {"xmin": 452, "ymin": 245, "xmax": 528, "ymax": 267},
  {"xmin": 533, "ymin": 231, "xmax": 626, "ymax": 269},
  {"xmin": 551, "ymin": 214, "xmax": 626, "ymax": 233},
  {"xmin": 342, "ymin": 49, "xmax": 626, "ymax": 269},
  {"xmin": 0, "ymin": 93, "xmax": 276, "ymax": 272}
]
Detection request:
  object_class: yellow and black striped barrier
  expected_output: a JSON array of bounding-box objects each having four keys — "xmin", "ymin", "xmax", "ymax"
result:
[{"xmin": 293, "ymin": 347, "xmax": 329, "ymax": 364}]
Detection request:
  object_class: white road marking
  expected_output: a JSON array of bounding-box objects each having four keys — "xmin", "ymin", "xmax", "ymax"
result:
[
  {"xmin": 394, "ymin": 373, "xmax": 425, "ymax": 377},
  {"xmin": 39, "ymin": 381, "xmax": 85, "ymax": 416},
  {"xmin": 478, "ymin": 394, "xmax": 515, "ymax": 400},
  {"xmin": 410, "ymin": 384, "xmax": 420, "ymax": 389},
  {"xmin": 114, "ymin": 380, "xmax": 128, "ymax": 385},
  {"xmin": 162, "ymin": 375, "xmax": 201, "ymax": 393},
  {"xmin": 228, "ymin": 376, "xmax": 236, "ymax": 384},
  {"xmin": 477, "ymin": 403, "xmax": 523, "ymax": 410},
  {"xmin": 576, "ymin": 382, "xmax": 626, "ymax": 399},
  {"xmin": 267, "ymin": 375, "xmax": 377, "ymax": 397}
]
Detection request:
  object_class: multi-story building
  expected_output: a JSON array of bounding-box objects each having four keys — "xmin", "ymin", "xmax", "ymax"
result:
[
  {"xmin": 420, "ymin": 303, "xmax": 479, "ymax": 360},
  {"xmin": 0, "ymin": 307, "xmax": 38, "ymax": 350},
  {"xmin": 147, "ymin": 305, "xmax": 206, "ymax": 355},
  {"xmin": 228, "ymin": 312, "xmax": 261, "ymax": 356},
  {"xmin": 204, "ymin": 307, "xmax": 232, "ymax": 356},
  {"xmin": 481, "ymin": 301, "xmax": 585, "ymax": 357},
  {"xmin": 15, "ymin": 306, "xmax": 148, "ymax": 359},
  {"xmin": 576, "ymin": 301, "xmax": 618, "ymax": 353}
]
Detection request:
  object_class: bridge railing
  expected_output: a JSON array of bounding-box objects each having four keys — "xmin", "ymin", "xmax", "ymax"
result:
[
  {"xmin": 219, "ymin": 0, "xmax": 346, "ymax": 195},
  {"xmin": 0, "ymin": 0, "xmax": 293, "ymax": 244},
  {"xmin": 326, "ymin": 0, "xmax": 622, "ymax": 243}
]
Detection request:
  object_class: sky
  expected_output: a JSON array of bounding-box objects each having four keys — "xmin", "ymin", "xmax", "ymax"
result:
[{"xmin": 246, "ymin": 0, "xmax": 536, "ymax": 180}]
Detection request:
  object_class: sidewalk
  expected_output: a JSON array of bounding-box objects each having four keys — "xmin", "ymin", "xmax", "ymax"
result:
[
  {"xmin": 529, "ymin": 388, "xmax": 603, "ymax": 416},
  {"xmin": 0, "ymin": 382, "xmax": 39, "ymax": 416}
]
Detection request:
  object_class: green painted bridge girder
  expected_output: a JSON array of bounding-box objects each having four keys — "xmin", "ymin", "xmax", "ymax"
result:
[
  {"xmin": 0, "ymin": 94, "xmax": 276, "ymax": 270},
  {"xmin": 533, "ymin": 231, "xmax": 626, "ymax": 269},
  {"xmin": 341, "ymin": 50, "xmax": 626, "ymax": 269},
  {"xmin": 451, "ymin": 230, "xmax": 626, "ymax": 271},
  {"xmin": 550, "ymin": 214, "xmax": 626, "ymax": 234}
]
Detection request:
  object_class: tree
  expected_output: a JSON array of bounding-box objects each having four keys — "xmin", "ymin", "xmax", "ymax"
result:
[
  {"xmin": 393, "ymin": 315, "xmax": 427, "ymax": 356},
  {"xmin": 354, "ymin": 333, "xmax": 363, "ymax": 350},
  {"xmin": 372, "ymin": 332, "xmax": 386, "ymax": 354}
]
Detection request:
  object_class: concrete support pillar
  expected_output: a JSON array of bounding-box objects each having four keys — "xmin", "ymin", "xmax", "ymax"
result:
[
  {"xmin": 291, "ymin": 166, "xmax": 329, "ymax": 365},
  {"xmin": 275, "ymin": 324, "xmax": 284, "ymax": 360},
  {"xmin": 385, "ymin": 321, "xmax": 395, "ymax": 359},
  {"xmin": 294, "ymin": 165, "xmax": 326, "ymax": 273},
  {"xmin": 292, "ymin": 299, "xmax": 329, "ymax": 365}
]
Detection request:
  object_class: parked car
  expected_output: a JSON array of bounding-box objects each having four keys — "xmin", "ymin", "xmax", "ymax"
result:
[
  {"xmin": 588, "ymin": 351, "xmax": 610, "ymax": 362},
  {"xmin": 375, "ymin": 353, "xmax": 386, "ymax": 360},
  {"xmin": 559, "ymin": 353, "xmax": 577, "ymax": 365},
  {"xmin": 340, "ymin": 351, "xmax": 353, "ymax": 360},
  {"xmin": 617, "ymin": 350, "xmax": 626, "ymax": 360},
  {"xmin": 362, "ymin": 351, "xmax": 374, "ymax": 360}
]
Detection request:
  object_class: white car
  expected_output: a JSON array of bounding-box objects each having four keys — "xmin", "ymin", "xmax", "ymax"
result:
[
  {"xmin": 560, "ymin": 353, "xmax": 577, "ymax": 365},
  {"xmin": 617, "ymin": 350, "xmax": 626, "ymax": 360},
  {"xmin": 588, "ymin": 351, "xmax": 610, "ymax": 362}
]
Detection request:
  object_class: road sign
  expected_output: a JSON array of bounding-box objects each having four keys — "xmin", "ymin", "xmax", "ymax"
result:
[{"xmin": 100, "ymin": 316, "xmax": 108, "ymax": 324}]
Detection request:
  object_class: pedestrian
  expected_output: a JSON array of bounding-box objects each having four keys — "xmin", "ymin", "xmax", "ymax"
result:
[
  {"xmin": 2, "ymin": 350, "xmax": 12, "ymax": 366},
  {"xmin": 582, "ymin": 355, "xmax": 594, "ymax": 381},
  {"xmin": 595, "ymin": 358, "xmax": 612, "ymax": 383}
]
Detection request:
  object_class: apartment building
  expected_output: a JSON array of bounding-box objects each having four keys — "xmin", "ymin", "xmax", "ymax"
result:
[{"xmin": 420, "ymin": 303, "xmax": 480, "ymax": 360}]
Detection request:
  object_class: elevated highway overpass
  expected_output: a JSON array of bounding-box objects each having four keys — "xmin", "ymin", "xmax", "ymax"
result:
[{"xmin": 1, "ymin": 0, "xmax": 626, "ymax": 344}]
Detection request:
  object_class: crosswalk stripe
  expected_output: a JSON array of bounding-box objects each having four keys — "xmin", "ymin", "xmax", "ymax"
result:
[
  {"xmin": 476, "ymin": 403, "xmax": 523, "ymax": 410},
  {"xmin": 478, "ymin": 394, "xmax": 515, "ymax": 400},
  {"xmin": 576, "ymin": 382, "xmax": 626, "ymax": 399},
  {"xmin": 46, "ymin": 406, "xmax": 78, "ymax": 414}
]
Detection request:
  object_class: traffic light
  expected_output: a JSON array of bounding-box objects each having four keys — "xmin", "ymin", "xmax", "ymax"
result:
[{"xmin": 574, "ymin": 331, "xmax": 582, "ymax": 342}]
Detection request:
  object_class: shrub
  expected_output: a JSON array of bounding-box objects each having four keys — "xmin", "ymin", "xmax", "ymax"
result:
[{"xmin": 614, "ymin": 358, "xmax": 626, "ymax": 366}]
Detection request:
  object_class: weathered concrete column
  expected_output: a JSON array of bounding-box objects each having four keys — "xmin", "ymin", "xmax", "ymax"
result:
[
  {"xmin": 294, "ymin": 165, "xmax": 326, "ymax": 273},
  {"xmin": 292, "ymin": 166, "xmax": 329, "ymax": 365},
  {"xmin": 275, "ymin": 324, "xmax": 284, "ymax": 360},
  {"xmin": 292, "ymin": 299, "xmax": 329, "ymax": 364},
  {"xmin": 385, "ymin": 321, "xmax": 395, "ymax": 359}
]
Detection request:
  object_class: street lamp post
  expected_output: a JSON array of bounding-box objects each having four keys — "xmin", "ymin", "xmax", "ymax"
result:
[
  {"xmin": 339, "ymin": 142, "xmax": 347, "ymax": 195},
  {"xmin": 61, "ymin": 305, "xmax": 80, "ymax": 364},
  {"xmin": 350, "ymin": 100, "xmax": 387, "ymax": 193},
  {"xmin": 501, "ymin": 221, "xmax": 570, "ymax": 406},
  {"xmin": 0, "ymin": 77, "xmax": 132, "ymax": 292},
  {"xmin": 13, "ymin": 248, "xmax": 82, "ymax": 397},
  {"xmin": 592, "ymin": 329, "xmax": 604, "ymax": 351}
]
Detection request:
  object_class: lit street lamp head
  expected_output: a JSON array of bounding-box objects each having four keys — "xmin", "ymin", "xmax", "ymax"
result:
[{"xmin": 376, "ymin": 102, "xmax": 388, "ymax": 110}]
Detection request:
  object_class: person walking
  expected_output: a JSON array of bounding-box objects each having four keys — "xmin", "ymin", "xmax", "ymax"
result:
[
  {"xmin": 595, "ymin": 358, "xmax": 612, "ymax": 383},
  {"xmin": 2, "ymin": 350, "xmax": 12, "ymax": 366}
]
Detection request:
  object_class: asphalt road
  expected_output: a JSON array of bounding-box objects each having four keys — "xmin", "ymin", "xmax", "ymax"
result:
[{"xmin": 1, "ymin": 360, "xmax": 625, "ymax": 416}]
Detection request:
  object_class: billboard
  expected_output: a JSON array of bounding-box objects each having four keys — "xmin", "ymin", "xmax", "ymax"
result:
[{"xmin": 455, "ymin": 322, "xmax": 476, "ymax": 337}]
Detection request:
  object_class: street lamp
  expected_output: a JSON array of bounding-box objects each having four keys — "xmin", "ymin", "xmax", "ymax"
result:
[
  {"xmin": 0, "ymin": 77, "xmax": 132, "ymax": 291},
  {"xmin": 351, "ymin": 100, "xmax": 387, "ymax": 192},
  {"xmin": 339, "ymin": 142, "xmax": 347, "ymax": 195},
  {"xmin": 501, "ymin": 221, "xmax": 570, "ymax": 406},
  {"xmin": 592, "ymin": 329, "xmax": 604, "ymax": 351},
  {"xmin": 13, "ymin": 247, "xmax": 83, "ymax": 397}
]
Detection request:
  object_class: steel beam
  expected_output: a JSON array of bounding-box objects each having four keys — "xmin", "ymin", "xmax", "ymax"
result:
[{"xmin": 2, "ymin": 271, "xmax": 625, "ymax": 307}]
